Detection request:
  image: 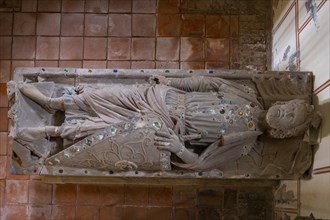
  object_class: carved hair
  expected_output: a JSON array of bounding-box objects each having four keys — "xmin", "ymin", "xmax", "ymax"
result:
[{"xmin": 267, "ymin": 100, "xmax": 321, "ymax": 139}]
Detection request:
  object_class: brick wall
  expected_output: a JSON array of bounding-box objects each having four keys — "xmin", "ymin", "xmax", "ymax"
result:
[{"xmin": 0, "ymin": 0, "xmax": 273, "ymax": 219}]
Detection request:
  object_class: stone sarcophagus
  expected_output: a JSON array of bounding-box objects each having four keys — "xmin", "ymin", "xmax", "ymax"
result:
[{"xmin": 7, "ymin": 68, "xmax": 321, "ymax": 183}]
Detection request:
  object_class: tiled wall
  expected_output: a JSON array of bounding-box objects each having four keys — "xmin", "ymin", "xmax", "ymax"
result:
[
  {"xmin": 272, "ymin": 0, "xmax": 330, "ymax": 219},
  {"xmin": 0, "ymin": 0, "xmax": 274, "ymax": 219}
]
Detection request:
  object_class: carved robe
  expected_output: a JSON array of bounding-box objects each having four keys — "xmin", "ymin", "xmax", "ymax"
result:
[{"xmin": 60, "ymin": 76, "xmax": 262, "ymax": 146}]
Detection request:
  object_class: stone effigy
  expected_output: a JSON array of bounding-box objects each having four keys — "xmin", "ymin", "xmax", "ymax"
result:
[{"xmin": 7, "ymin": 68, "xmax": 321, "ymax": 180}]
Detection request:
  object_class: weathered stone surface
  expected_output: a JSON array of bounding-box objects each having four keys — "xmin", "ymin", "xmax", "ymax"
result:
[{"xmin": 181, "ymin": 0, "xmax": 239, "ymax": 14}]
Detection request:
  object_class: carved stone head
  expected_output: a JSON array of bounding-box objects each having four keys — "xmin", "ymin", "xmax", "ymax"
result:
[{"xmin": 266, "ymin": 99, "xmax": 321, "ymax": 139}]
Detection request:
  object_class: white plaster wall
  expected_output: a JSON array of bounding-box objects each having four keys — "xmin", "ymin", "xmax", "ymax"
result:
[{"xmin": 272, "ymin": 0, "xmax": 330, "ymax": 219}]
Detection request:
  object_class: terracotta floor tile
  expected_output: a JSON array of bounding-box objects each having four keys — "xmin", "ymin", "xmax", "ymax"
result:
[
  {"xmin": 180, "ymin": 62, "xmax": 204, "ymax": 69},
  {"xmin": 0, "ymin": 132, "xmax": 8, "ymax": 155},
  {"xmin": 206, "ymin": 61, "xmax": 230, "ymax": 69},
  {"xmin": 147, "ymin": 207, "xmax": 172, "ymax": 220},
  {"xmin": 12, "ymin": 36, "xmax": 35, "ymax": 59},
  {"xmin": 0, "ymin": 108, "xmax": 8, "ymax": 132},
  {"xmin": 84, "ymin": 37, "xmax": 107, "ymax": 59},
  {"xmin": 36, "ymin": 37, "xmax": 59, "ymax": 60},
  {"xmin": 198, "ymin": 189, "xmax": 224, "ymax": 207},
  {"xmin": 132, "ymin": 14, "xmax": 156, "ymax": 37},
  {"xmin": 77, "ymin": 184, "xmax": 101, "ymax": 205},
  {"xmin": 198, "ymin": 207, "xmax": 222, "ymax": 219},
  {"xmin": 60, "ymin": 37, "xmax": 83, "ymax": 60},
  {"xmin": 61, "ymin": 14, "xmax": 84, "ymax": 36},
  {"xmin": 29, "ymin": 175, "xmax": 42, "ymax": 180},
  {"xmin": 109, "ymin": 0, "xmax": 132, "ymax": 13},
  {"xmin": 0, "ymin": 179, "xmax": 4, "ymax": 202},
  {"xmin": 108, "ymin": 38, "xmax": 130, "ymax": 60},
  {"xmin": 206, "ymin": 15, "xmax": 230, "ymax": 38},
  {"xmin": 181, "ymin": 37, "xmax": 204, "ymax": 61},
  {"xmin": 76, "ymin": 205, "xmax": 100, "ymax": 220},
  {"xmin": 51, "ymin": 205, "xmax": 76, "ymax": 220},
  {"xmin": 13, "ymin": 13, "xmax": 36, "ymax": 35},
  {"xmin": 133, "ymin": 0, "xmax": 156, "ymax": 13},
  {"xmin": 2, "ymin": 204, "xmax": 28, "ymax": 220},
  {"xmin": 85, "ymin": 0, "xmax": 108, "ymax": 13},
  {"xmin": 173, "ymin": 186, "xmax": 197, "ymax": 207},
  {"xmin": 108, "ymin": 14, "xmax": 131, "ymax": 37},
  {"xmin": 231, "ymin": 39, "xmax": 240, "ymax": 68},
  {"xmin": 149, "ymin": 185, "xmax": 173, "ymax": 206},
  {"xmin": 0, "ymin": 60, "xmax": 11, "ymax": 83},
  {"xmin": 223, "ymin": 189, "xmax": 237, "ymax": 211},
  {"xmin": 158, "ymin": 0, "xmax": 180, "ymax": 13},
  {"xmin": 85, "ymin": 14, "xmax": 108, "ymax": 36},
  {"xmin": 37, "ymin": 13, "xmax": 61, "ymax": 36},
  {"xmin": 3, "ymin": 138, "xmax": 10, "ymax": 155},
  {"xmin": 53, "ymin": 184, "xmax": 77, "ymax": 204},
  {"xmin": 0, "ymin": 83, "xmax": 8, "ymax": 107},
  {"xmin": 157, "ymin": 14, "xmax": 181, "ymax": 37},
  {"xmin": 35, "ymin": 60, "xmax": 58, "ymax": 67},
  {"xmin": 28, "ymin": 204, "xmax": 52, "ymax": 220},
  {"xmin": 156, "ymin": 61, "xmax": 179, "ymax": 69},
  {"xmin": 21, "ymin": 0, "xmax": 37, "ymax": 12},
  {"xmin": 59, "ymin": 60, "xmax": 82, "ymax": 68},
  {"xmin": 5, "ymin": 179, "xmax": 29, "ymax": 203},
  {"xmin": 0, "ymin": 13, "xmax": 13, "ymax": 35},
  {"xmin": 38, "ymin": 0, "xmax": 61, "ymax": 12},
  {"xmin": 28, "ymin": 180, "xmax": 53, "ymax": 204},
  {"xmin": 83, "ymin": 61, "xmax": 107, "ymax": 69},
  {"xmin": 181, "ymin": 14, "xmax": 204, "ymax": 37},
  {"xmin": 99, "ymin": 185, "xmax": 125, "ymax": 206},
  {"xmin": 131, "ymin": 38, "xmax": 155, "ymax": 60},
  {"xmin": 124, "ymin": 206, "xmax": 148, "ymax": 220},
  {"xmin": 0, "ymin": 156, "xmax": 7, "ymax": 179},
  {"xmin": 205, "ymin": 38, "xmax": 230, "ymax": 61},
  {"xmin": 131, "ymin": 61, "xmax": 155, "ymax": 69},
  {"xmin": 62, "ymin": 0, "xmax": 84, "ymax": 12},
  {"xmin": 100, "ymin": 206, "xmax": 123, "ymax": 220},
  {"xmin": 156, "ymin": 37, "xmax": 179, "ymax": 61},
  {"xmin": 173, "ymin": 207, "xmax": 197, "ymax": 220},
  {"xmin": 107, "ymin": 61, "xmax": 130, "ymax": 69},
  {"xmin": 125, "ymin": 185, "xmax": 148, "ymax": 205},
  {"xmin": 230, "ymin": 16, "xmax": 239, "ymax": 37},
  {"xmin": 0, "ymin": 37, "xmax": 12, "ymax": 59}
]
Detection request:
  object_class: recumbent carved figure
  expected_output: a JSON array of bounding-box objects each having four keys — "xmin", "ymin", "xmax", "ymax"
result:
[{"xmin": 14, "ymin": 75, "xmax": 321, "ymax": 177}]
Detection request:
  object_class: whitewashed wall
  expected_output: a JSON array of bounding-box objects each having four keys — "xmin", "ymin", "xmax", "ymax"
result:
[{"xmin": 272, "ymin": 0, "xmax": 329, "ymax": 219}]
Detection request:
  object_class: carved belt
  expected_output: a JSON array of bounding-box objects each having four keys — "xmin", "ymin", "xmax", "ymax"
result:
[
  {"xmin": 168, "ymin": 93, "xmax": 185, "ymax": 121},
  {"xmin": 167, "ymin": 94, "xmax": 202, "ymax": 141}
]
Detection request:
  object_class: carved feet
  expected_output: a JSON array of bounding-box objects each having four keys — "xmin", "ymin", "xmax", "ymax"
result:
[
  {"xmin": 19, "ymin": 84, "xmax": 64, "ymax": 111},
  {"xmin": 17, "ymin": 126, "xmax": 61, "ymax": 141}
]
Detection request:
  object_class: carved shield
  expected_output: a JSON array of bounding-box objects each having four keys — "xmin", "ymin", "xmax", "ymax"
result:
[{"xmin": 45, "ymin": 116, "xmax": 171, "ymax": 172}]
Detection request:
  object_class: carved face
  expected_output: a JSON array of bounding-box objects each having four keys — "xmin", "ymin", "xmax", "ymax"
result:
[{"xmin": 266, "ymin": 101, "xmax": 309, "ymax": 130}]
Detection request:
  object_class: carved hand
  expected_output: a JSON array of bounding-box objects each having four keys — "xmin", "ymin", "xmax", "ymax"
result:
[
  {"xmin": 74, "ymin": 85, "xmax": 85, "ymax": 94},
  {"xmin": 154, "ymin": 129, "xmax": 184, "ymax": 154}
]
